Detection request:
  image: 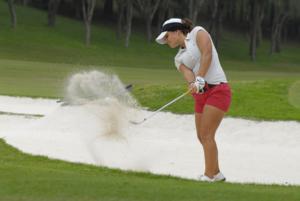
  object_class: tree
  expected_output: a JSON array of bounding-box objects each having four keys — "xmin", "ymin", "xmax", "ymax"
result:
[
  {"xmin": 115, "ymin": 0, "xmax": 133, "ymax": 47},
  {"xmin": 208, "ymin": 0, "xmax": 225, "ymax": 49},
  {"xmin": 248, "ymin": 0, "xmax": 265, "ymax": 61},
  {"xmin": 116, "ymin": 0, "xmax": 126, "ymax": 39},
  {"xmin": 124, "ymin": 0, "xmax": 133, "ymax": 47},
  {"xmin": 270, "ymin": 0, "xmax": 289, "ymax": 54},
  {"xmin": 156, "ymin": 0, "xmax": 169, "ymax": 34},
  {"xmin": 136, "ymin": 0, "xmax": 161, "ymax": 42},
  {"xmin": 8, "ymin": 0, "xmax": 17, "ymax": 28},
  {"xmin": 82, "ymin": 0, "xmax": 96, "ymax": 46},
  {"xmin": 166, "ymin": 0, "xmax": 177, "ymax": 18},
  {"xmin": 188, "ymin": 0, "xmax": 204, "ymax": 24},
  {"xmin": 48, "ymin": 0, "xmax": 61, "ymax": 27}
]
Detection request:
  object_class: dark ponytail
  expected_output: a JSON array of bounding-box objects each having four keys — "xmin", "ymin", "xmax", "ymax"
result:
[{"xmin": 181, "ymin": 18, "xmax": 193, "ymax": 35}]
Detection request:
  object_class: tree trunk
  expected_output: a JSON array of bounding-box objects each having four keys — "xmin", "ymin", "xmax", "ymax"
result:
[
  {"xmin": 209, "ymin": 0, "xmax": 224, "ymax": 49},
  {"xmin": 48, "ymin": 0, "xmax": 60, "ymax": 27},
  {"xmin": 125, "ymin": 0, "xmax": 133, "ymax": 47},
  {"xmin": 188, "ymin": 0, "xmax": 204, "ymax": 24},
  {"xmin": 209, "ymin": 0, "xmax": 218, "ymax": 32},
  {"xmin": 249, "ymin": 1, "xmax": 255, "ymax": 61},
  {"xmin": 82, "ymin": 0, "xmax": 96, "ymax": 46},
  {"xmin": 156, "ymin": 0, "xmax": 169, "ymax": 34},
  {"xmin": 136, "ymin": 0, "xmax": 161, "ymax": 42},
  {"xmin": 270, "ymin": 1, "xmax": 289, "ymax": 54},
  {"xmin": 275, "ymin": 27, "xmax": 282, "ymax": 52},
  {"xmin": 8, "ymin": 0, "xmax": 17, "ymax": 29},
  {"xmin": 249, "ymin": 0, "xmax": 262, "ymax": 61},
  {"xmin": 256, "ymin": 3, "xmax": 264, "ymax": 48},
  {"xmin": 215, "ymin": 2, "xmax": 224, "ymax": 49},
  {"xmin": 116, "ymin": 0, "xmax": 125, "ymax": 39},
  {"xmin": 85, "ymin": 22, "xmax": 91, "ymax": 46},
  {"xmin": 275, "ymin": 14, "xmax": 287, "ymax": 53}
]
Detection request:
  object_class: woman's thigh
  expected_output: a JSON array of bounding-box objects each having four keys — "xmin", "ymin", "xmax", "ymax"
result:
[{"xmin": 197, "ymin": 104, "xmax": 225, "ymax": 140}]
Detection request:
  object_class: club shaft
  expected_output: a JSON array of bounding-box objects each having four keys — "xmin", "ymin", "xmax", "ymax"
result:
[{"xmin": 142, "ymin": 90, "xmax": 190, "ymax": 122}]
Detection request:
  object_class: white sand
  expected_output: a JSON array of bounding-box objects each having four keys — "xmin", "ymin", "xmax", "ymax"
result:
[
  {"xmin": 0, "ymin": 95, "xmax": 300, "ymax": 186},
  {"xmin": 0, "ymin": 95, "xmax": 59, "ymax": 115}
]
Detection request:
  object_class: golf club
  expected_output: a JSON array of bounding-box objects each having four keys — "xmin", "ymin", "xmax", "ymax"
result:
[{"xmin": 130, "ymin": 89, "xmax": 191, "ymax": 125}]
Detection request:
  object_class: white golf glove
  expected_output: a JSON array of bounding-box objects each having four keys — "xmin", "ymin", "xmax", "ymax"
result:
[{"xmin": 193, "ymin": 76, "xmax": 206, "ymax": 93}]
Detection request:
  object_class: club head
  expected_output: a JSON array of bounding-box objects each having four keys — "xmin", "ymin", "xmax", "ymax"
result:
[
  {"xmin": 129, "ymin": 118, "xmax": 146, "ymax": 125},
  {"xmin": 125, "ymin": 84, "xmax": 133, "ymax": 91}
]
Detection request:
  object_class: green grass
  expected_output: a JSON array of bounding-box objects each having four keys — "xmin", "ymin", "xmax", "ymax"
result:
[
  {"xmin": 1, "ymin": 2, "xmax": 300, "ymax": 200},
  {"xmin": 1, "ymin": 58, "xmax": 299, "ymax": 121},
  {"xmin": 133, "ymin": 80, "xmax": 300, "ymax": 121},
  {"xmin": 288, "ymin": 80, "xmax": 300, "ymax": 109},
  {"xmin": 1, "ymin": 139, "xmax": 300, "ymax": 201},
  {"xmin": 0, "ymin": 1, "xmax": 300, "ymax": 72}
]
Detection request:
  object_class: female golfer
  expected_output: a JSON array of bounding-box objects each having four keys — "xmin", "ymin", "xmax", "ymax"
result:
[{"xmin": 156, "ymin": 18, "xmax": 231, "ymax": 182}]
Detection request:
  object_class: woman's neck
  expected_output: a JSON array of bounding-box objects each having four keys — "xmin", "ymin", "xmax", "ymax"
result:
[{"xmin": 179, "ymin": 34, "xmax": 186, "ymax": 49}]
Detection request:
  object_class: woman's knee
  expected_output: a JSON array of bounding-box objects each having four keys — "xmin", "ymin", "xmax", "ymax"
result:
[
  {"xmin": 197, "ymin": 130, "xmax": 215, "ymax": 145},
  {"xmin": 196, "ymin": 132, "xmax": 203, "ymax": 144}
]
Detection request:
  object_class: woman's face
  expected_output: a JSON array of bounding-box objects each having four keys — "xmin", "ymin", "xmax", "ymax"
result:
[{"xmin": 164, "ymin": 31, "xmax": 180, "ymax": 48}]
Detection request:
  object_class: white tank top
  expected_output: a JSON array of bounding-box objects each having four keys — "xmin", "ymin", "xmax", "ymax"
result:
[{"xmin": 174, "ymin": 26, "xmax": 227, "ymax": 84}]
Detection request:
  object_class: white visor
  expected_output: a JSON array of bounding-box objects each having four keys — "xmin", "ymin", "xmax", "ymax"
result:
[
  {"xmin": 155, "ymin": 18, "xmax": 183, "ymax": 45},
  {"xmin": 155, "ymin": 31, "xmax": 168, "ymax": 44}
]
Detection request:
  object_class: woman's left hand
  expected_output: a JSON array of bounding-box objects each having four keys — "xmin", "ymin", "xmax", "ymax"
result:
[{"xmin": 189, "ymin": 76, "xmax": 205, "ymax": 94}]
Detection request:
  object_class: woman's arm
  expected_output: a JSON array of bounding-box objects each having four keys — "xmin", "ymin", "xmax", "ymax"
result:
[
  {"xmin": 195, "ymin": 31, "xmax": 212, "ymax": 77},
  {"xmin": 178, "ymin": 64, "xmax": 195, "ymax": 84},
  {"xmin": 179, "ymin": 64, "xmax": 201, "ymax": 93}
]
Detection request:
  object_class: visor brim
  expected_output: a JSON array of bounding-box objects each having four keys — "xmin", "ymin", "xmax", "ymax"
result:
[{"xmin": 155, "ymin": 31, "xmax": 167, "ymax": 44}]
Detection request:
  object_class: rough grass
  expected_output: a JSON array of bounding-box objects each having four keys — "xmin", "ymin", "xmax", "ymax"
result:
[{"xmin": 1, "ymin": 139, "xmax": 300, "ymax": 201}]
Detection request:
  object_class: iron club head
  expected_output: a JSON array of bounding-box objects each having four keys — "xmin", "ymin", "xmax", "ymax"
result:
[{"xmin": 129, "ymin": 118, "xmax": 146, "ymax": 125}]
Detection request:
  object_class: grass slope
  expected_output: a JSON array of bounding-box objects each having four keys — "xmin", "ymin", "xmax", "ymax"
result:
[
  {"xmin": 1, "ymin": 139, "xmax": 300, "ymax": 201},
  {"xmin": 0, "ymin": 2, "xmax": 300, "ymax": 71}
]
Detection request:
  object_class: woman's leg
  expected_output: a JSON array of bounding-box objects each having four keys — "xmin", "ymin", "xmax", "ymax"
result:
[{"xmin": 195, "ymin": 104, "xmax": 225, "ymax": 178}]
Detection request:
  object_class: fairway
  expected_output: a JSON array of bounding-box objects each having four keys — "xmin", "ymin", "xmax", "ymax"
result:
[{"xmin": 1, "ymin": 138, "xmax": 300, "ymax": 201}]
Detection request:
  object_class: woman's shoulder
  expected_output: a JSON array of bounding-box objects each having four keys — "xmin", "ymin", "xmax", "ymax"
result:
[
  {"xmin": 191, "ymin": 26, "xmax": 206, "ymax": 34},
  {"xmin": 189, "ymin": 26, "xmax": 207, "ymax": 40},
  {"xmin": 192, "ymin": 26, "xmax": 205, "ymax": 31}
]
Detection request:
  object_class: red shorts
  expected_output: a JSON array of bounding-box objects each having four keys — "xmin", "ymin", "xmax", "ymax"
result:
[{"xmin": 192, "ymin": 83, "xmax": 231, "ymax": 113}]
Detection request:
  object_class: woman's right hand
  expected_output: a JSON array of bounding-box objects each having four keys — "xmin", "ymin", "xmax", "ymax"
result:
[{"xmin": 189, "ymin": 76, "xmax": 205, "ymax": 94}]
